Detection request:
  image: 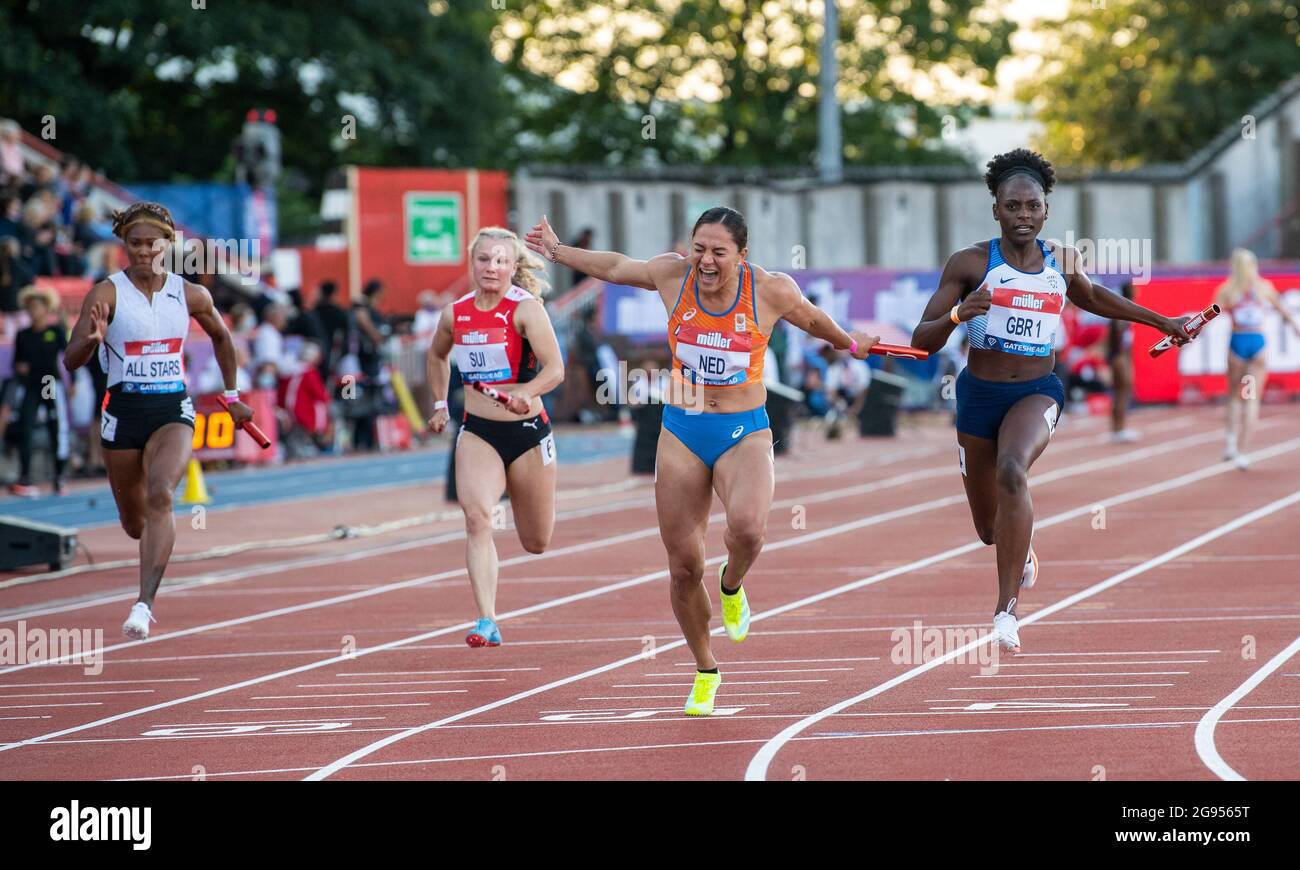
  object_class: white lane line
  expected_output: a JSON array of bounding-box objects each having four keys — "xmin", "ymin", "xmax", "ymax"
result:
[
  {"xmin": 579, "ymin": 693, "xmax": 802, "ymax": 700},
  {"xmin": 1011, "ymin": 650, "xmax": 1221, "ymax": 656},
  {"xmin": 203, "ymin": 703, "xmax": 433, "ymax": 712},
  {"xmin": 0, "ymin": 678, "xmax": 200, "ymax": 688},
  {"xmin": 0, "ymin": 716, "xmax": 52, "ymax": 721},
  {"xmin": 538, "ymin": 704, "xmax": 774, "ymax": 714},
  {"xmin": 971, "ymin": 671, "xmax": 1190, "ymax": 678},
  {"xmin": 0, "ymin": 690, "xmax": 155, "ymax": 698},
  {"xmin": 925, "ymin": 696, "xmax": 1156, "ymax": 702},
  {"xmin": 987, "ymin": 660, "xmax": 1208, "ymax": 667},
  {"xmin": 0, "ymin": 702, "xmax": 102, "ymax": 709},
  {"xmin": 1194, "ymin": 634, "xmax": 1300, "ymax": 781},
  {"xmin": 149, "ymin": 717, "xmax": 389, "ymax": 726},
  {"xmin": 742, "ymin": 485, "xmax": 1300, "ymax": 780},
  {"xmin": 334, "ymin": 668, "xmax": 542, "ymax": 676},
  {"xmin": 2, "ymin": 422, "xmax": 1227, "ymax": 667},
  {"xmin": 297, "ymin": 680, "xmax": 508, "ymax": 687},
  {"xmin": 946, "ymin": 683, "xmax": 1176, "ymax": 690},
  {"xmin": 612, "ymin": 680, "xmax": 828, "ymax": 687},
  {"xmin": 305, "ymin": 438, "xmax": 1300, "ymax": 781},
  {"xmin": 643, "ymin": 669, "xmax": 853, "ymax": 676},
  {"xmin": 250, "ymin": 691, "xmax": 469, "ymax": 699},
  {"xmin": 669, "ymin": 658, "xmax": 879, "ymax": 666}
]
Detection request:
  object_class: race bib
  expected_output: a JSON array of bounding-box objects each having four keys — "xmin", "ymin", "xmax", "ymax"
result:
[
  {"xmin": 981, "ymin": 287, "xmax": 1063, "ymax": 357},
  {"xmin": 101, "ymin": 409, "xmax": 118, "ymax": 442},
  {"xmin": 454, "ymin": 328, "xmax": 512, "ymax": 383},
  {"xmin": 122, "ymin": 338, "xmax": 185, "ymax": 393},
  {"xmin": 540, "ymin": 433, "xmax": 556, "ymax": 466},
  {"xmin": 674, "ymin": 324, "xmax": 752, "ymax": 386}
]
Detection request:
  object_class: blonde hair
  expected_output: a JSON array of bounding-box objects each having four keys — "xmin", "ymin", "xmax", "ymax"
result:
[
  {"xmin": 469, "ymin": 227, "xmax": 550, "ymax": 299},
  {"xmin": 18, "ymin": 284, "xmax": 59, "ymax": 310},
  {"xmin": 1217, "ymin": 248, "xmax": 1275, "ymax": 308}
]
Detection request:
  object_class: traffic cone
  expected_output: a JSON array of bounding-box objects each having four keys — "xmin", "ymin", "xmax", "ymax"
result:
[{"xmin": 179, "ymin": 458, "xmax": 211, "ymax": 505}]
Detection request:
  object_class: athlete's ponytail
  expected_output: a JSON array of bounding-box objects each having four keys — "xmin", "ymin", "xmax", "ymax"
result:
[{"xmin": 469, "ymin": 227, "xmax": 551, "ymax": 299}]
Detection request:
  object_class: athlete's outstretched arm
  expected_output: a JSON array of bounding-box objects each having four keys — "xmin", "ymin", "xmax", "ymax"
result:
[
  {"xmin": 767, "ymin": 272, "xmax": 877, "ymax": 359},
  {"xmin": 427, "ymin": 305, "xmax": 454, "ymax": 434},
  {"xmin": 912, "ymin": 247, "xmax": 988, "ymax": 353},
  {"xmin": 65, "ymin": 280, "xmax": 114, "ymax": 371},
  {"xmin": 524, "ymin": 215, "xmax": 681, "ymax": 291},
  {"xmin": 1055, "ymin": 245, "xmax": 1190, "ymax": 341},
  {"xmin": 188, "ymin": 282, "xmax": 253, "ymax": 424}
]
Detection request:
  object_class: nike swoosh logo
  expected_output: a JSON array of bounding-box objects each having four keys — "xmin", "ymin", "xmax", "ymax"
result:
[{"xmin": 999, "ymin": 277, "xmax": 1015, "ymax": 284}]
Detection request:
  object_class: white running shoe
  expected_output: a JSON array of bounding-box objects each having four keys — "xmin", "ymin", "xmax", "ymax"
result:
[
  {"xmin": 1224, "ymin": 434, "xmax": 1239, "ymax": 461},
  {"xmin": 1234, "ymin": 453, "xmax": 1251, "ymax": 470},
  {"xmin": 122, "ymin": 602, "xmax": 156, "ymax": 640},
  {"xmin": 994, "ymin": 597, "xmax": 1020, "ymax": 653},
  {"xmin": 1020, "ymin": 547, "xmax": 1039, "ymax": 590},
  {"xmin": 1112, "ymin": 429, "xmax": 1141, "ymax": 443}
]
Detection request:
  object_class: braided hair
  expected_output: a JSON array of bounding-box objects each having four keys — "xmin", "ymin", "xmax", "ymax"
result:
[{"xmin": 111, "ymin": 201, "xmax": 176, "ymax": 240}]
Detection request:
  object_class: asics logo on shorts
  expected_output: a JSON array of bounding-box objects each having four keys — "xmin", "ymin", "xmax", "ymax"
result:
[{"xmin": 731, "ymin": 425, "xmax": 744, "ymax": 439}]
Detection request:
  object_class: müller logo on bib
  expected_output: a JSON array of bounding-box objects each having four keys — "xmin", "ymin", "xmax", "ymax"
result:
[
  {"xmin": 695, "ymin": 332, "xmax": 733, "ymax": 350},
  {"xmin": 125, "ymin": 338, "xmax": 182, "ymax": 355},
  {"xmin": 1011, "ymin": 294, "xmax": 1045, "ymax": 310}
]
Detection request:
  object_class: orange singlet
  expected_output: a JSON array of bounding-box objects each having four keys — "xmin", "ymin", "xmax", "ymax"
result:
[{"xmin": 667, "ymin": 262, "xmax": 768, "ymax": 388}]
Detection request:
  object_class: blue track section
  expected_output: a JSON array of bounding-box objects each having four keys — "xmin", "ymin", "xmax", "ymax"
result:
[{"xmin": 0, "ymin": 430, "xmax": 629, "ymax": 529}]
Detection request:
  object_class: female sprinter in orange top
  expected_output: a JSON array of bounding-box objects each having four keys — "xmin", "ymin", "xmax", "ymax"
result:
[
  {"xmin": 427, "ymin": 228, "xmax": 565, "ymax": 648},
  {"xmin": 64, "ymin": 202, "xmax": 254, "ymax": 640},
  {"xmin": 527, "ymin": 208, "xmax": 877, "ymax": 715},
  {"xmin": 910, "ymin": 150, "xmax": 1190, "ymax": 653}
]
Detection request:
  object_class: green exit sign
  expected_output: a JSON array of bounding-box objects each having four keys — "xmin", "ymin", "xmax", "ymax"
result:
[{"xmin": 405, "ymin": 192, "xmax": 462, "ymax": 264}]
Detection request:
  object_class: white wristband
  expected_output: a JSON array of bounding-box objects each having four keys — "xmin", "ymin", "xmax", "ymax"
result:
[
  {"xmin": 433, "ymin": 400, "xmax": 448, "ymax": 411},
  {"xmin": 223, "ymin": 389, "xmax": 240, "ymax": 401}
]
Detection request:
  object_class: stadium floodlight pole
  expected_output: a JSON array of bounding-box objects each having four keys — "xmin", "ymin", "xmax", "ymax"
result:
[{"xmin": 818, "ymin": 0, "xmax": 843, "ymax": 184}]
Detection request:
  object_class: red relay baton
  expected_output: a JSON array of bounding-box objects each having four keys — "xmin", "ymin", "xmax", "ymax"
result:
[
  {"xmin": 471, "ymin": 381, "xmax": 513, "ymax": 407},
  {"xmin": 216, "ymin": 395, "xmax": 271, "ymax": 449},
  {"xmin": 869, "ymin": 342, "xmax": 930, "ymax": 361},
  {"xmin": 1148, "ymin": 304, "xmax": 1221, "ymax": 358}
]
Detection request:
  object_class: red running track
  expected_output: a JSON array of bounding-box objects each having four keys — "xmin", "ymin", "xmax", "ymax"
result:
[{"xmin": 1, "ymin": 405, "xmax": 1297, "ymax": 781}]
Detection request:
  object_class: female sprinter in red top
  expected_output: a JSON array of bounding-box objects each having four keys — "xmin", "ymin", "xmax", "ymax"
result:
[
  {"xmin": 911, "ymin": 150, "xmax": 1191, "ymax": 652},
  {"xmin": 427, "ymin": 228, "xmax": 564, "ymax": 648},
  {"xmin": 64, "ymin": 202, "xmax": 254, "ymax": 640},
  {"xmin": 527, "ymin": 208, "xmax": 877, "ymax": 715}
]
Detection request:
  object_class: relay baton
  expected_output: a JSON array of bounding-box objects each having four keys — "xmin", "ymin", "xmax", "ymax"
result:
[
  {"xmin": 216, "ymin": 395, "xmax": 272, "ymax": 449},
  {"xmin": 472, "ymin": 381, "xmax": 513, "ymax": 407},
  {"xmin": 1148, "ymin": 304, "xmax": 1221, "ymax": 358},
  {"xmin": 869, "ymin": 342, "xmax": 930, "ymax": 361}
]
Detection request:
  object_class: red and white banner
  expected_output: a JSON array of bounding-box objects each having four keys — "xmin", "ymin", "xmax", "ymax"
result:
[{"xmin": 1131, "ymin": 275, "xmax": 1300, "ymax": 403}]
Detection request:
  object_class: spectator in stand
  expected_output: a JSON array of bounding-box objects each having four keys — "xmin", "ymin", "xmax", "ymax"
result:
[
  {"xmin": 285, "ymin": 287, "xmax": 327, "ymax": 349},
  {"xmin": 1, "ymin": 237, "xmax": 34, "ymax": 322},
  {"xmin": 21, "ymin": 197, "xmax": 58, "ymax": 276},
  {"xmin": 347, "ymin": 279, "xmax": 388, "ymax": 451},
  {"xmin": 0, "ymin": 120, "xmax": 25, "ymax": 186},
  {"xmin": 10, "ymin": 285, "xmax": 71, "ymax": 495},
  {"xmin": 252, "ymin": 303, "xmax": 297, "ymax": 380},
  {"xmin": 412, "ymin": 290, "xmax": 441, "ymax": 337},
  {"xmin": 278, "ymin": 341, "xmax": 333, "ymax": 456},
  {"xmin": 0, "ymin": 196, "xmax": 22, "ymax": 240},
  {"xmin": 314, "ymin": 279, "xmax": 349, "ymax": 380}
]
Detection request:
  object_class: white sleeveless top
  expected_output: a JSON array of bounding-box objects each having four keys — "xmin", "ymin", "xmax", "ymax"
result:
[
  {"xmin": 100, "ymin": 271, "xmax": 190, "ymax": 394},
  {"xmin": 1230, "ymin": 286, "xmax": 1267, "ymax": 332},
  {"xmin": 965, "ymin": 238, "xmax": 1068, "ymax": 358}
]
